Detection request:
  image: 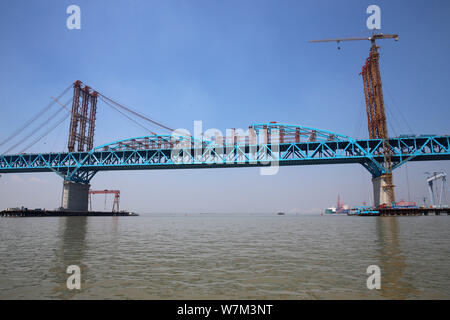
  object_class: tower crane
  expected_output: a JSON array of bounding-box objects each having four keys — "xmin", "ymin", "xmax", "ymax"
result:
[
  {"xmin": 425, "ymin": 172, "xmax": 448, "ymax": 208},
  {"xmin": 309, "ymin": 33, "xmax": 399, "ymax": 207}
]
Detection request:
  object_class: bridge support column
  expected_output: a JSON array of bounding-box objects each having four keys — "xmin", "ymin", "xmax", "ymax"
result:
[
  {"xmin": 61, "ymin": 181, "xmax": 90, "ymax": 211},
  {"xmin": 372, "ymin": 174, "xmax": 395, "ymax": 207}
]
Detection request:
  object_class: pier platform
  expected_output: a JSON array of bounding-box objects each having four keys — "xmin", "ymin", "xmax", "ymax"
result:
[
  {"xmin": 378, "ymin": 207, "xmax": 449, "ymax": 216},
  {"xmin": 1, "ymin": 209, "xmax": 138, "ymax": 217}
]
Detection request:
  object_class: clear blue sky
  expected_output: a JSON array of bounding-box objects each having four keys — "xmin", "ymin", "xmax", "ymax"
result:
[{"xmin": 0, "ymin": 0, "xmax": 449, "ymax": 212}]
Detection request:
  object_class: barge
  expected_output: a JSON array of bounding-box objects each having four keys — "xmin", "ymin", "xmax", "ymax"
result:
[
  {"xmin": 1, "ymin": 208, "xmax": 138, "ymax": 217},
  {"xmin": 347, "ymin": 206, "xmax": 449, "ymax": 216}
]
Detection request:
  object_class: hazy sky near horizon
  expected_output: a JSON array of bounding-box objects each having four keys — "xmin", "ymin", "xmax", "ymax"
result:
[{"xmin": 0, "ymin": 0, "xmax": 449, "ymax": 213}]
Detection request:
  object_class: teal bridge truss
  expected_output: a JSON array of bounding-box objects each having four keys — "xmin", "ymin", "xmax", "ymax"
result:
[{"xmin": 1, "ymin": 123, "xmax": 449, "ymax": 183}]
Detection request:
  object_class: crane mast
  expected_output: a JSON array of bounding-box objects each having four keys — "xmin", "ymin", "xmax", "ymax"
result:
[{"xmin": 309, "ymin": 33, "xmax": 399, "ymax": 206}]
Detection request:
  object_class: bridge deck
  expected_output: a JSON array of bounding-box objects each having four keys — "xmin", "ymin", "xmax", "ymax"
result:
[{"xmin": 1, "ymin": 135, "xmax": 449, "ymax": 183}]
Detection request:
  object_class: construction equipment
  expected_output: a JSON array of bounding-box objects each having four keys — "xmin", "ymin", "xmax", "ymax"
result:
[
  {"xmin": 309, "ymin": 33, "xmax": 398, "ymax": 48},
  {"xmin": 88, "ymin": 189, "xmax": 120, "ymax": 212},
  {"xmin": 68, "ymin": 80, "xmax": 98, "ymax": 152},
  {"xmin": 425, "ymin": 172, "xmax": 447, "ymax": 208},
  {"xmin": 309, "ymin": 33, "xmax": 399, "ymax": 206}
]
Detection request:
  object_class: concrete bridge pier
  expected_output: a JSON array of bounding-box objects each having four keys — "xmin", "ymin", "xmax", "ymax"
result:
[
  {"xmin": 61, "ymin": 181, "xmax": 90, "ymax": 211},
  {"xmin": 372, "ymin": 174, "xmax": 395, "ymax": 208}
]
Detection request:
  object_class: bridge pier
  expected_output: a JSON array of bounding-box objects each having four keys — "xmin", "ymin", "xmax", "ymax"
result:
[
  {"xmin": 372, "ymin": 174, "xmax": 395, "ymax": 207},
  {"xmin": 61, "ymin": 181, "xmax": 90, "ymax": 211}
]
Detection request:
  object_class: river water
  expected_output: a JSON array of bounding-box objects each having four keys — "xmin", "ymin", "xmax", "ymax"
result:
[{"xmin": 0, "ymin": 214, "xmax": 449, "ymax": 299}]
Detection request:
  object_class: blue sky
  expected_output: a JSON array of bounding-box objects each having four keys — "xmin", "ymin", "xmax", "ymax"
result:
[{"xmin": 0, "ymin": 0, "xmax": 449, "ymax": 213}]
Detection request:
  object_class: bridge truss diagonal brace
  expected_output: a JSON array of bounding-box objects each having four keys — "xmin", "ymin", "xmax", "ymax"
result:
[
  {"xmin": 63, "ymin": 170, "xmax": 97, "ymax": 184},
  {"xmin": 350, "ymin": 138, "xmax": 385, "ymax": 178},
  {"xmin": 361, "ymin": 160, "xmax": 384, "ymax": 178},
  {"xmin": 64, "ymin": 149, "xmax": 98, "ymax": 183},
  {"xmin": 391, "ymin": 137, "xmax": 446, "ymax": 171}
]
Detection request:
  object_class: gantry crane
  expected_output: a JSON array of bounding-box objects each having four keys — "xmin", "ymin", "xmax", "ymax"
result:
[
  {"xmin": 425, "ymin": 172, "xmax": 447, "ymax": 208},
  {"xmin": 88, "ymin": 189, "xmax": 120, "ymax": 212},
  {"xmin": 309, "ymin": 33, "xmax": 399, "ymax": 206}
]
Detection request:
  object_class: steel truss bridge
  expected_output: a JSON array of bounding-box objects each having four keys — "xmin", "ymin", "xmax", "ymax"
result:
[{"xmin": 1, "ymin": 123, "xmax": 449, "ymax": 184}]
